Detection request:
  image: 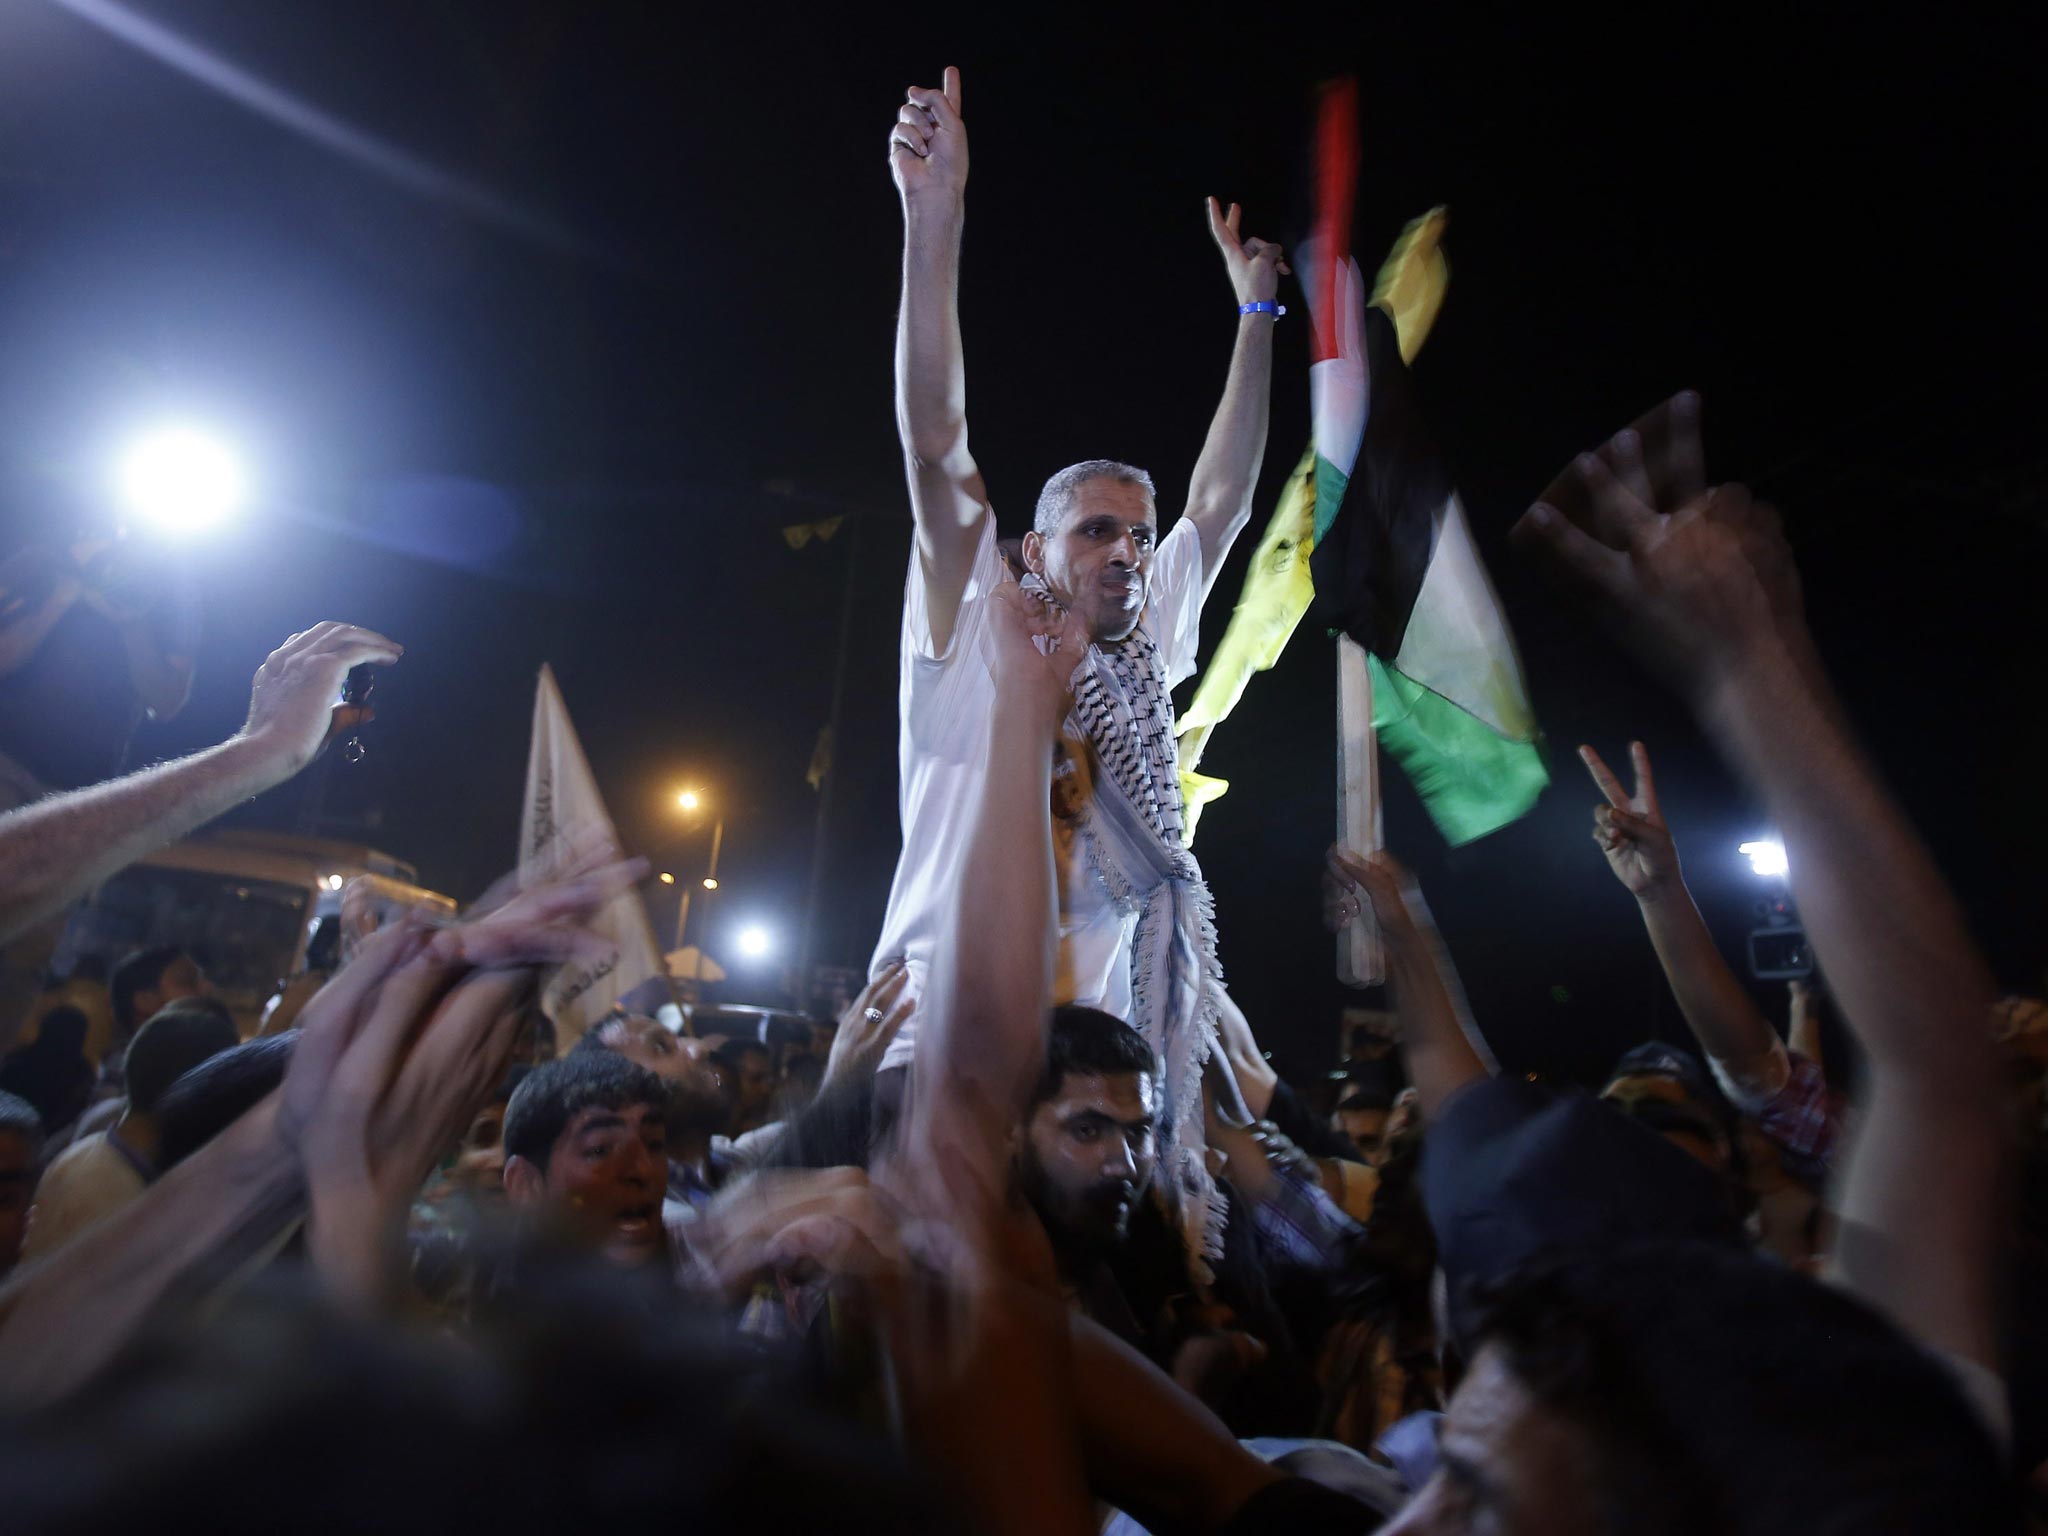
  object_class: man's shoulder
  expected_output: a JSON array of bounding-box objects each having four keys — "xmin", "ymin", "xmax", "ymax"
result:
[{"xmin": 45, "ymin": 1131, "xmax": 110, "ymax": 1173}]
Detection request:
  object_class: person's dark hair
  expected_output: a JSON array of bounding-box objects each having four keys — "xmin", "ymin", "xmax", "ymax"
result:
[
  {"xmin": 0, "ymin": 1011, "xmax": 94, "ymax": 1134},
  {"xmin": 125, "ymin": 1002, "xmax": 240, "ymax": 1116},
  {"xmin": 29, "ymin": 1006, "xmax": 89, "ymax": 1058},
  {"xmin": 1467, "ymin": 1242, "xmax": 2016, "ymax": 1535},
  {"xmin": 1032, "ymin": 1006, "xmax": 1156, "ymax": 1108},
  {"xmin": 1335, "ymin": 1083, "xmax": 1396, "ymax": 1116},
  {"xmin": 710, "ymin": 1037, "xmax": 771, "ymax": 1075},
  {"xmin": 0, "ymin": 1090, "xmax": 43, "ymax": 1155},
  {"xmin": 503, "ymin": 1053, "xmax": 668, "ymax": 1173},
  {"xmin": 110, "ymin": 946, "xmax": 187, "ymax": 1035},
  {"xmin": 156, "ymin": 1035, "xmax": 299, "ymax": 1170}
]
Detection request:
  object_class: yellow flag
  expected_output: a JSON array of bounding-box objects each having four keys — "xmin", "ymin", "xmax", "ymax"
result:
[{"xmin": 1373, "ymin": 206, "xmax": 1450, "ymax": 364}]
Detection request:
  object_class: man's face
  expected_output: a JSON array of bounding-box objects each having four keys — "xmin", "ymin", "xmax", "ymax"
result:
[
  {"xmin": 1336, "ymin": 1105, "xmax": 1389, "ymax": 1163},
  {"xmin": 727, "ymin": 1046, "xmax": 776, "ymax": 1126},
  {"xmin": 450, "ymin": 1101, "xmax": 510, "ymax": 1195},
  {"xmin": 1021, "ymin": 1071, "xmax": 1158, "ymax": 1249},
  {"xmin": 136, "ymin": 954, "xmax": 210, "ymax": 1031},
  {"xmin": 1025, "ymin": 479, "xmax": 1159, "ymax": 645},
  {"xmin": 0, "ymin": 1131, "xmax": 38, "ymax": 1277},
  {"xmin": 1380, "ymin": 1346, "xmax": 1604, "ymax": 1535},
  {"xmin": 508, "ymin": 1102, "xmax": 668, "ymax": 1268},
  {"xmin": 1600, "ymin": 1072, "xmax": 1730, "ymax": 1176}
]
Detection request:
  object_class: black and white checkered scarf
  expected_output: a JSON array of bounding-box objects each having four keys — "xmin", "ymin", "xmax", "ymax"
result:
[{"xmin": 1069, "ymin": 625, "xmax": 1229, "ymax": 1265}]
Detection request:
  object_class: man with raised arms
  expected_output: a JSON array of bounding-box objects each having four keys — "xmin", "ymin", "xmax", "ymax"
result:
[{"xmin": 872, "ymin": 66, "xmax": 1284, "ymax": 1256}]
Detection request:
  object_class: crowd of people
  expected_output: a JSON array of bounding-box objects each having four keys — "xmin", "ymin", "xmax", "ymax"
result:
[{"xmin": 0, "ymin": 64, "xmax": 2040, "ymax": 1534}]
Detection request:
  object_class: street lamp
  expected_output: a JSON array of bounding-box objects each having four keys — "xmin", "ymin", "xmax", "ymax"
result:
[
  {"xmin": 672, "ymin": 791, "xmax": 726, "ymax": 953},
  {"xmin": 737, "ymin": 925, "xmax": 773, "ymax": 961}
]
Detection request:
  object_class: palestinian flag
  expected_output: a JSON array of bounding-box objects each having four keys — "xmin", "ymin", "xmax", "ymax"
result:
[
  {"xmin": 1176, "ymin": 79, "xmax": 1543, "ymax": 846},
  {"xmin": 1303, "ymin": 244, "xmax": 1547, "ymax": 846}
]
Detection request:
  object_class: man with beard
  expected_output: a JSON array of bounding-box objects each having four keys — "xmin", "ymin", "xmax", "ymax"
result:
[
  {"xmin": 1020, "ymin": 1007, "xmax": 1163, "ymax": 1266},
  {"xmin": 1019, "ymin": 1007, "xmax": 1313, "ymax": 1430}
]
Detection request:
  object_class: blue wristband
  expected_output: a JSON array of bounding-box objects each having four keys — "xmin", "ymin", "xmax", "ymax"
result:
[{"xmin": 1239, "ymin": 300, "xmax": 1286, "ymax": 319}]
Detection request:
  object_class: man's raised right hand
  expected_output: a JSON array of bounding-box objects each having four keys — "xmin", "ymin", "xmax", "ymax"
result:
[
  {"xmin": 889, "ymin": 66, "xmax": 967, "ymax": 212},
  {"xmin": 236, "ymin": 622, "xmax": 402, "ymax": 777}
]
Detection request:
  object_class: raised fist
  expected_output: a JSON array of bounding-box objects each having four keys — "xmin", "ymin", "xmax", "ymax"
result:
[{"xmin": 888, "ymin": 65, "xmax": 967, "ymax": 211}]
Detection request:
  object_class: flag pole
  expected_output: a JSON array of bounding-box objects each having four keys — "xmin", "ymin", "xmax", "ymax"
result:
[{"xmin": 1336, "ymin": 634, "xmax": 1384, "ymax": 985}]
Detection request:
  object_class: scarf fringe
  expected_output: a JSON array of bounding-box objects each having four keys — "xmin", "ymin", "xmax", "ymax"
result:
[{"xmin": 1072, "ymin": 642, "xmax": 1233, "ymax": 1267}]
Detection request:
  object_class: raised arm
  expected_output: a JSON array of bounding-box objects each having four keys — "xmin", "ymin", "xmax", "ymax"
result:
[
  {"xmin": 1326, "ymin": 847, "xmax": 1494, "ymax": 1118},
  {"xmin": 0, "ymin": 622, "xmax": 396, "ymax": 956},
  {"xmin": 1579, "ymin": 740, "xmax": 1781, "ymax": 1077},
  {"xmin": 1182, "ymin": 201, "xmax": 1287, "ymax": 587},
  {"xmin": 908, "ymin": 570, "xmax": 1070, "ymax": 1165},
  {"xmin": 893, "ymin": 574, "xmax": 1092, "ymax": 1536},
  {"xmin": 889, "ymin": 65, "xmax": 989, "ymax": 656},
  {"xmin": 1517, "ymin": 398, "xmax": 2004, "ymax": 1373}
]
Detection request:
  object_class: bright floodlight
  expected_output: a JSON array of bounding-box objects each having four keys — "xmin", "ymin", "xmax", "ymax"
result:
[
  {"xmin": 702, "ymin": 877, "xmax": 719, "ymax": 891},
  {"xmin": 677, "ymin": 790, "xmax": 701, "ymax": 812},
  {"xmin": 658, "ymin": 872, "xmax": 675, "ymax": 885},
  {"xmin": 117, "ymin": 427, "xmax": 246, "ymax": 533},
  {"xmin": 737, "ymin": 925, "xmax": 772, "ymax": 960},
  {"xmin": 1739, "ymin": 839, "xmax": 1789, "ymax": 878}
]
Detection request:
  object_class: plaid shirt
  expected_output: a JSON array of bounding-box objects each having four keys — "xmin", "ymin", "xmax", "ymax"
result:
[
  {"xmin": 1746, "ymin": 1049, "xmax": 1840, "ymax": 1189},
  {"xmin": 1248, "ymin": 1151, "xmax": 1364, "ymax": 1275}
]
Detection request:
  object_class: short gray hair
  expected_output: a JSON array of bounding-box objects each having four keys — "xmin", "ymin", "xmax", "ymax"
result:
[{"xmin": 1032, "ymin": 459, "xmax": 1156, "ymax": 536}]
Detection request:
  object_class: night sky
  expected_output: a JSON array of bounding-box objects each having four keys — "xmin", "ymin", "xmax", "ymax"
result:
[{"xmin": 2, "ymin": 3, "xmax": 2041, "ymax": 1085}]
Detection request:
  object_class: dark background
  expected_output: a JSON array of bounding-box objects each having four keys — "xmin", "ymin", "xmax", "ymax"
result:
[{"xmin": 2, "ymin": 1, "xmax": 2041, "ymax": 1087}]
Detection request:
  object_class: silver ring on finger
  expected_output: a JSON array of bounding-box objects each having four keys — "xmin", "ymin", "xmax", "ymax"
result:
[{"xmin": 863, "ymin": 1007, "xmax": 885, "ymax": 1023}]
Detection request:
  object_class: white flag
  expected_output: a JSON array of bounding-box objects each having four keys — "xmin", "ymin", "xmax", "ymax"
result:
[{"xmin": 520, "ymin": 665, "xmax": 665, "ymax": 1047}]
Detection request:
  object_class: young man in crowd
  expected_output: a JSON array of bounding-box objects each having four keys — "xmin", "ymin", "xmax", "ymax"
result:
[
  {"xmin": 108, "ymin": 947, "xmax": 211, "ymax": 1056},
  {"xmin": 502, "ymin": 1051, "xmax": 671, "ymax": 1273},
  {"xmin": 0, "ymin": 1090, "xmax": 40, "ymax": 1279},
  {"xmin": 50, "ymin": 943, "xmax": 218, "ymax": 1147},
  {"xmin": 710, "ymin": 1035, "xmax": 775, "ymax": 1140},
  {"xmin": 23, "ymin": 997, "xmax": 238, "ymax": 1259},
  {"xmin": 1331, "ymin": 1085, "xmax": 1396, "ymax": 1166},
  {"xmin": 1021, "ymin": 1008, "xmax": 1163, "ymax": 1275},
  {"xmin": 872, "ymin": 66, "xmax": 1284, "ymax": 1251},
  {"xmin": 1019, "ymin": 1005, "xmax": 1339, "ymax": 1434}
]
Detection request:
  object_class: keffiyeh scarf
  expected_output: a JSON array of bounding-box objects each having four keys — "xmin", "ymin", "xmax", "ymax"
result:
[{"xmin": 1068, "ymin": 624, "xmax": 1231, "ymax": 1266}]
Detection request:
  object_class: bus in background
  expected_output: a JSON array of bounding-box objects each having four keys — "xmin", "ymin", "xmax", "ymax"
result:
[{"xmin": 52, "ymin": 830, "xmax": 457, "ymax": 1038}]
